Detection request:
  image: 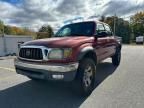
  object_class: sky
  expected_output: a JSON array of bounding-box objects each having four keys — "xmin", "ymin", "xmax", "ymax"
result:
[{"xmin": 0, "ymin": 0, "xmax": 144, "ymax": 31}]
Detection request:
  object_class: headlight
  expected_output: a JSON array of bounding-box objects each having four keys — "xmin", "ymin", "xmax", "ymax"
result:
[{"xmin": 48, "ymin": 48, "xmax": 72, "ymax": 60}]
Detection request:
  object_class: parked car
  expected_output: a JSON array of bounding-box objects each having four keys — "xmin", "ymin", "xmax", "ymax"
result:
[
  {"xmin": 14, "ymin": 21, "xmax": 122, "ymax": 96},
  {"xmin": 136, "ymin": 36, "xmax": 144, "ymax": 44}
]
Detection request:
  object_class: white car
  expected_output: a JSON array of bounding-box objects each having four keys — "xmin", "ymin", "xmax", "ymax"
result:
[{"xmin": 136, "ymin": 36, "xmax": 144, "ymax": 44}]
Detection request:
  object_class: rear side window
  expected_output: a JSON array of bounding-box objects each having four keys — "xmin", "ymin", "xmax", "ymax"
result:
[
  {"xmin": 96, "ymin": 23, "xmax": 107, "ymax": 37},
  {"xmin": 104, "ymin": 24, "xmax": 113, "ymax": 36},
  {"xmin": 96, "ymin": 23, "xmax": 105, "ymax": 31}
]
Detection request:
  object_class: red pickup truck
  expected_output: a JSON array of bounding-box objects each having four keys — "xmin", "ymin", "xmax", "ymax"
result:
[{"xmin": 14, "ymin": 21, "xmax": 122, "ymax": 96}]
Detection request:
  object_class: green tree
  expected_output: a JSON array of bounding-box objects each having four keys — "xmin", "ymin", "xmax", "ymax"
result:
[
  {"xmin": 130, "ymin": 11, "xmax": 144, "ymax": 39},
  {"xmin": 0, "ymin": 20, "xmax": 36, "ymax": 36},
  {"xmin": 36, "ymin": 25, "xmax": 54, "ymax": 39},
  {"xmin": 0, "ymin": 20, "xmax": 4, "ymax": 35},
  {"xmin": 102, "ymin": 16, "xmax": 131, "ymax": 43},
  {"xmin": 99, "ymin": 15, "xmax": 106, "ymax": 22},
  {"xmin": 4, "ymin": 26, "xmax": 17, "ymax": 35}
]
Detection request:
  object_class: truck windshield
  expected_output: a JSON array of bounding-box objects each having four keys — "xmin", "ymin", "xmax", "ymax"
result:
[{"xmin": 54, "ymin": 22, "xmax": 95, "ymax": 37}]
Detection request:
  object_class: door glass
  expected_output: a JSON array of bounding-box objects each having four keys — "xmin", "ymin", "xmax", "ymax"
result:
[
  {"xmin": 96, "ymin": 23, "xmax": 105, "ymax": 31},
  {"xmin": 104, "ymin": 24, "xmax": 113, "ymax": 36},
  {"xmin": 96, "ymin": 23, "xmax": 106, "ymax": 37}
]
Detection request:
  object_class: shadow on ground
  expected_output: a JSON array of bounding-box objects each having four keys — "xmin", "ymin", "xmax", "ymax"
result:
[
  {"xmin": 96, "ymin": 62, "xmax": 117, "ymax": 85},
  {"xmin": 0, "ymin": 62, "xmax": 117, "ymax": 108}
]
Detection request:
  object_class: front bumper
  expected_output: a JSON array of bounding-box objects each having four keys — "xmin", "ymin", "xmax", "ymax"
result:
[{"xmin": 14, "ymin": 59, "xmax": 79, "ymax": 81}]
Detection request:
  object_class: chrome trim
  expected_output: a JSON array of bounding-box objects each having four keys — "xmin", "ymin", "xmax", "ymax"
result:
[
  {"xmin": 19, "ymin": 45, "xmax": 52, "ymax": 61},
  {"xmin": 15, "ymin": 59, "xmax": 79, "ymax": 73}
]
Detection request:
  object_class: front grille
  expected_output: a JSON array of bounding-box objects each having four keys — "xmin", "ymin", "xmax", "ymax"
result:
[{"xmin": 19, "ymin": 48, "xmax": 43, "ymax": 60}]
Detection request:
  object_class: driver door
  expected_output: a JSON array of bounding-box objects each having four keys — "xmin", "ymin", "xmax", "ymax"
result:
[{"xmin": 94, "ymin": 23, "xmax": 109, "ymax": 62}]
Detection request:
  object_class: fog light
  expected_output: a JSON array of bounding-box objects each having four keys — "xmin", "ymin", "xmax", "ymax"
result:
[{"xmin": 52, "ymin": 75, "xmax": 64, "ymax": 80}]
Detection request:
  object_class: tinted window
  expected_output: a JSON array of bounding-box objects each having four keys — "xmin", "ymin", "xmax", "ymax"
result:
[
  {"xmin": 96, "ymin": 23, "xmax": 107, "ymax": 37},
  {"xmin": 104, "ymin": 24, "xmax": 113, "ymax": 36},
  {"xmin": 55, "ymin": 22, "xmax": 95, "ymax": 37},
  {"xmin": 96, "ymin": 23, "xmax": 105, "ymax": 31}
]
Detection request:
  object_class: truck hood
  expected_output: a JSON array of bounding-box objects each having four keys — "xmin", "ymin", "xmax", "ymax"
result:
[{"xmin": 23, "ymin": 36, "xmax": 94, "ymax": 48}]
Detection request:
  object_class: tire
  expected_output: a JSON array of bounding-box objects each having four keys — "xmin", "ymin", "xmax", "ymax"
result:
[
  {"xmin": 112, "ymin": 49, "xmax": 121, "ymax": 66},
  {"xmin": 76, "ymin": 58, "xmax": 96, "ymax": 96}
]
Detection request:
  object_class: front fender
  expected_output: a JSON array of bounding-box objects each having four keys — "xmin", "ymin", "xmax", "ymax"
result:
[{"xmin": 77, "ymin": 46, "xmax": 95, "ymax": 61}]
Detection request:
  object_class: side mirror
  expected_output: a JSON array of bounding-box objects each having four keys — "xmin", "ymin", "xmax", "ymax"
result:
[{"xmin": 94, "ymin": 31, "xmax": 108, "ymax": 37}]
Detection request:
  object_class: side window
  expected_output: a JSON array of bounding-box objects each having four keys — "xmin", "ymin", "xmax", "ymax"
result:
[
  {"xmin": 96, "ymin": 23, "xmax": 105, "ymax": 31},
  {"xmin": 96, "ymin": 23, "xmax": 107, "ymax": 37},
  {"xmin": 104, "ymin": 24, "xmax": 113, "ymax": 36}
]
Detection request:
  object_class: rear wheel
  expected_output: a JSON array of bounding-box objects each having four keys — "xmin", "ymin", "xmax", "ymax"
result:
[
  {"xmin": 112, "ymin": 49, "xmax": 121, "ymax": 66},
  {"xmin": 76, "ymin": 58, "xmax": 96, "ymax": 96}
]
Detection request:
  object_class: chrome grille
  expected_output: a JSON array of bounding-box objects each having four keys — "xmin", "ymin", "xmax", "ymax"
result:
[{"xmin": 19, "ymin": 48, "xmax": 43, "ymax": 60}]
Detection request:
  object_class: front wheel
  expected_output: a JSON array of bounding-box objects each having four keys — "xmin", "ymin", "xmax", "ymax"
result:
[
  {"xmin": 112, "ymin": 49, "xmax": 121, "ymax": 66},
  {"xmin": 76, "ymin": 58, "xmax": 96, "ymax": 96}
]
